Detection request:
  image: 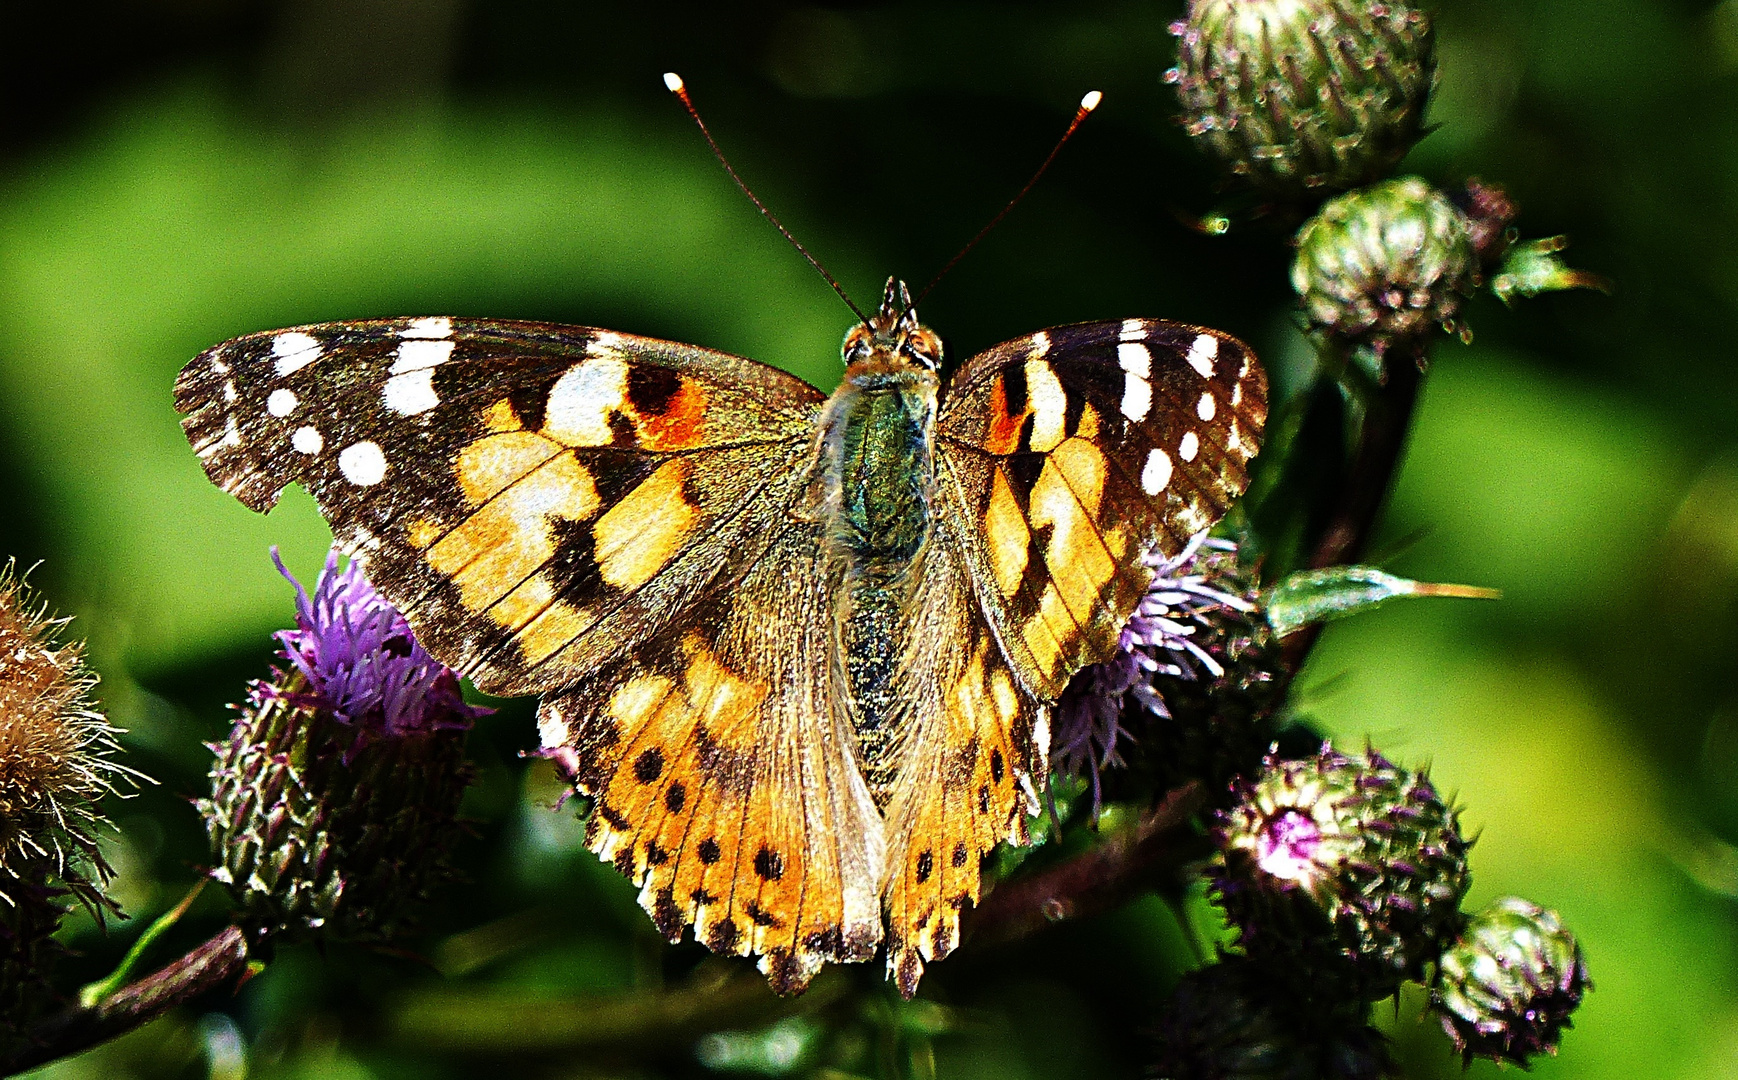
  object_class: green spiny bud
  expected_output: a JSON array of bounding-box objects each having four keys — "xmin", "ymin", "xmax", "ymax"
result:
[
  {"xmin": 1168, "ymin": 0, "xmax": 1436, "ymax": 199},
  {"xmin": 1152, "ymin": 958, "xmax": 1395, "ymax": 1080},
  {"xmin": 1292, "ymin": 177, "xmax": 1477, "ymax": 360},
  {"xmin": 1432, "ymin": 896, "xmax": 1589, "ymax": 1067},
  {"xmin": 201, "ymin": 551, "xmax": 483, "ymax": 944},
  {"xmin": 1210, "ymin": 747, "xmax": 1471, "ymax": 1000}
]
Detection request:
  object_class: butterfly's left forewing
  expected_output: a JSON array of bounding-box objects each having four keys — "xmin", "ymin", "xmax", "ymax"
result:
[{"xmin": 175, "ymin": 318, "xmax": 825, "ymax": 697}]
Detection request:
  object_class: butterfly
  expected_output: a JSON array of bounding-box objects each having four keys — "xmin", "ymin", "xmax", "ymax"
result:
[{"xmin": 175, "ymin": 278, "xmax": 1265, "ymax": 997}]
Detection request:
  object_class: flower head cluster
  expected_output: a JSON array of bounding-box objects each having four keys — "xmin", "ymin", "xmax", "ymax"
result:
[
  {"xmin": 270, "ymin": 548, "xmax": 488, "ymax": 741},
  {"xmin": 203, "ymin": 548, "xmax": 482, "ymax": 943},
  {"xmin": 1053, "ymin": 535, "xmax": 1281, "ymax": 809}
]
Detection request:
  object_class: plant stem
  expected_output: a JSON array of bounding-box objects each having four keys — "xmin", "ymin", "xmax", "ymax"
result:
[
  {"xmin": 1282, "ymin": 343, "xmax": 1426, "ymax": 668},
  {"xmin": 965, "ymin": 783, "xmax": 1210, "ymax": 948},
  {"xmin": 3, "ymin": 925, "xmax": 250, "ymax": 1075}
]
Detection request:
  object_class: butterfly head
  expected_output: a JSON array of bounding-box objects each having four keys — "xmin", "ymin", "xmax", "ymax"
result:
[{"xmin": 841, "ymin": 278, "xmax": 944, "ymax": 385}]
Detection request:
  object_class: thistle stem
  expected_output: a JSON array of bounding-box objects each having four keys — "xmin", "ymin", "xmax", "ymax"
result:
[{"xmin": 3, "ymin": 924, "xmax": 250, "ymax": 1075}]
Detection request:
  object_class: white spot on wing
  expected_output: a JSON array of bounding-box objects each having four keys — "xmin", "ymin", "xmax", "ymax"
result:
[
  {"xmin": 1030, "ymin": 330, "xmax": 1051, "ymax": 357},
  {"xmin": 587, "ymin": 331, "xmax": 624, "ymax": 357},
  {"xmin": 1121, "ymin": 371, "xmax": 1152, "ymax": 421},
  {"xmin": 399, "ymin": 316, "xmax": 453, "ymax": 340},
  {"xmin": 272, "ymin": 332, "xmax": 321, "ymax": 376},
  {"xmin": 383, "ymin": 369, "xmax": 440, "ymax": 416},
  {"xmin": 267, "ymin": 388, "xmax": 297, "ymax": 417},
  {"xmin": 1117, "ymin": 341, "xmax": 1151, "ymax": 378},
  {"xmin": 1197, "ymin": 392, "xmax": 1216, "ymax": 421},
  {"xmin": 537, "ymin": 712, "xmax": 572, "ymax": 748},
  {"xmin": 1179, "ymin": 431, "xmax": 1200, "ymax": 461},
  {"xmin": 338, "ymin": 441, "xmax": 387, "ymax": 485},
  {"xmin": 1187, "ymin": 334, "xmax": 1218, "ymax": 378},
  {"xmin": 544, "ymin": 357, "xmax": 629, "ymax": 446},
  {"xmin": 1141, "ymin": 448, "xmax": 1172, "ymax": 494},
  {"xmin": 390, "ymin": 339, "xmax": 456, "ymax": 373},
  {"xmin": 222, "ymin": 381, "xmax": 238, "ymax": 403},
  {"xmin": 1119, "ymin": 318, "xmax": 1145, "ymax": 340},
  {"xmin": 292, "ymin": 426, "xmax": 324, "ymax": 455}
]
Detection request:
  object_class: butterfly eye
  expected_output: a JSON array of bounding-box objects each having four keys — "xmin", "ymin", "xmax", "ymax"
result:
[{"xmin": 902, "ymin": 331, "xmax": 942, "ymax": 370}]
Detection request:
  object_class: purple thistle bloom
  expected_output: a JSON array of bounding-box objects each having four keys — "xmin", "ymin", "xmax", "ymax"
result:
[
  {"xmin": 269, "ymin": 547, "xmax": 489, "ymax": 739},
  {"xmin": 1051, "ymin": 533, "xmax": 1256, "ymax": 809}
]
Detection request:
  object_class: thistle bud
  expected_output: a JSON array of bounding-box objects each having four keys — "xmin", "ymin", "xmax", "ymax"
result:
[
  {"xmin": 0, "ymin": 566, "xmax": 137, "ymax": 1032},
  {"xmin": 201, "ymin": 549, "xmax": 487, "ymax": 944},
  {"xmin": 1432, "ymin": 896, "xmax": 1589, "ymax": 1067},
  {"xmin": 1168, "ymin": 0, "xmax": 1435, "ymax": 199},
  {"xmin": 1152, "ymin": 959, "xmax": 1394, "ymax": 1080},
  {"xmin": 1291, "ymin": 177, "xmax": 1477, "ymax": 359},
  {"xmin": 1052, "ymin": 536, "xmax": 1286, "ymax": 814},
  {"xmin": 1210, "ymin": 747, "xmax": 1470, "ymax": 1000}
]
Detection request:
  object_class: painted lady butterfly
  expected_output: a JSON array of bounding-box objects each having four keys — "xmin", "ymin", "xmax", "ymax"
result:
[{"xmin": 177, "ymin": 154, "xmax": 1265, "ymax": 999}]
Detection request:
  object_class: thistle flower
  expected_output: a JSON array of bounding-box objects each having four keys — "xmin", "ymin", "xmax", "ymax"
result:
[
  {"xmin": 1052, "ymin": 535, "xmax": 1284, "ymax": 812},
  {"xmin": 1152, "ymin": 958, "xmax": 1395, "ymax": 1080},
  {"xmin": 1168, "ymin": 0, "xmax": 1435, "ymax": 200},
  {"xmin": 0, "ymin": 565, "xmax": 138, "ymax": 1032},
  {"xmin": 201, "ymin": 548, "xmax": 486, "ymax": 943},
  {"xmin": 1432, "ymin": 896, "xmax": 1589, "ymax": 1067},
  {"xmin": 1210, "ymin": 746, "xmax": 1470, "ymax": 1001},
  {"xmin": 1292, "ymin": 177, "xmax": 1477, "ymax": 361}
]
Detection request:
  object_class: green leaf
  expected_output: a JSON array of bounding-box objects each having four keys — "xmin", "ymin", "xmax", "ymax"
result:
[
  {"xmin": 1265, "ymin": 565, "xmax": 1499, "ymax": 637},
  {"xmin": 1491, "ymin": 236, "xmax": 1611, "ymax": 305}
]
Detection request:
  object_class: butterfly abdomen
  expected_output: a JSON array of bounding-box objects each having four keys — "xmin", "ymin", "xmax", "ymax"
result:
[{"xmin": 813, "ymin": 358, "xmax": 939, "ymax": 804}]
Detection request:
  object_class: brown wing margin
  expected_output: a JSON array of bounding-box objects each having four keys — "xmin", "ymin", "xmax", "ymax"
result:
[{"xmin": 536, "ymin": 515, "xmax": 886, "ymax": 995}]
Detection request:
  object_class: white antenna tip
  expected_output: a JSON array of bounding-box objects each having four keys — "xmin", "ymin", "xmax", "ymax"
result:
[
  {"xmin": 1080, "ymin": 90, "xmax": 1103, "ymax": 111},
  {"xmin": 663, "ymin": 72, "xmax": 685, "ymax": 93}
]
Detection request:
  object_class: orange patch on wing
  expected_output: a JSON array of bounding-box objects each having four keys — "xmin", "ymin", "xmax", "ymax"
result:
[
  {"xmin": 633, "ymin": 378, "xmax": 709, "ymax": 451},
  {"xmin": 985, "ymin": 374, "xmax": 1027, "ymax": 455},
  {"xmin": 483, "ymin": 397, "xmax": 522, "ymax": 433},
  {"xmin": 983, "ymin": 469, "xmax": 1029, "ymax": 599},
  {"xmin": 428, "ymin": 451, "xmax": 599, "ymax": 617},
  {"xmin": 594, "ymin": 459, "xmax": 697, "ymax": 590},
  {"xmin": 405, "ymin": 517, "xmax": 442, "ymax": 550}
]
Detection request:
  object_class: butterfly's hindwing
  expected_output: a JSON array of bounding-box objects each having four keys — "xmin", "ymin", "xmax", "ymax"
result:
[
  {"xmin": 936, "ymin": 319, "xmax": 1267, "ymax": 697},
  {"xmin": 879, "ymin": 515, "xmax": 1046, "ymax": 996},
  {"xmin": 538, "ymin": 516, "xmax": 885, "ymax": 994},
  {"xmin": 175, "ymin": 318, "xmax": 825, "ymax": 696}
]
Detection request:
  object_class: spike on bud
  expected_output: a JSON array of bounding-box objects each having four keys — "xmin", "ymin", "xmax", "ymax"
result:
[
  {"xmin": 1080, "ymin": 90, "xmax": 1103, "ymax": 112},
  {"xmin": 200, "ymin": 548, "xmax": 487, "ymax": 944},
  {"xmin": 1210, "ymin": 746, "xmax": 1471, "ymax": 1001},
  {"xmin": 663, "ymin": 72, "xmax": 684, "ymax": 93}
]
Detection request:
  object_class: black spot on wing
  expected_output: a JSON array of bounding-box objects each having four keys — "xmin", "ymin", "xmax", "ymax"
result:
[{"xmin": 627, "ymin": 363, "xmax": 683, "ymax": 415}]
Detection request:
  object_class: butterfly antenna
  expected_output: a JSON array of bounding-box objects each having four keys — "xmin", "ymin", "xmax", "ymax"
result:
[
  {"xmin": 664, "ymin": 73, "xmax": 870, "ymax": 326},
  {"xmin": 914, "ymin": 90, "xmax": 1103, "ymax": 309}
]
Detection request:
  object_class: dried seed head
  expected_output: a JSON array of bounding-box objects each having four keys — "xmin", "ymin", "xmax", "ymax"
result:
[{"xmin": 0, "ymin": 564, "xmax": 134, "ymax": 904}]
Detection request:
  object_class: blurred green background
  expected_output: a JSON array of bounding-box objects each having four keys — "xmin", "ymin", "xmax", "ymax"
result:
[{"xmin": 3, "ymin": 0, "xmax": 1735, "ymax": 1077}]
